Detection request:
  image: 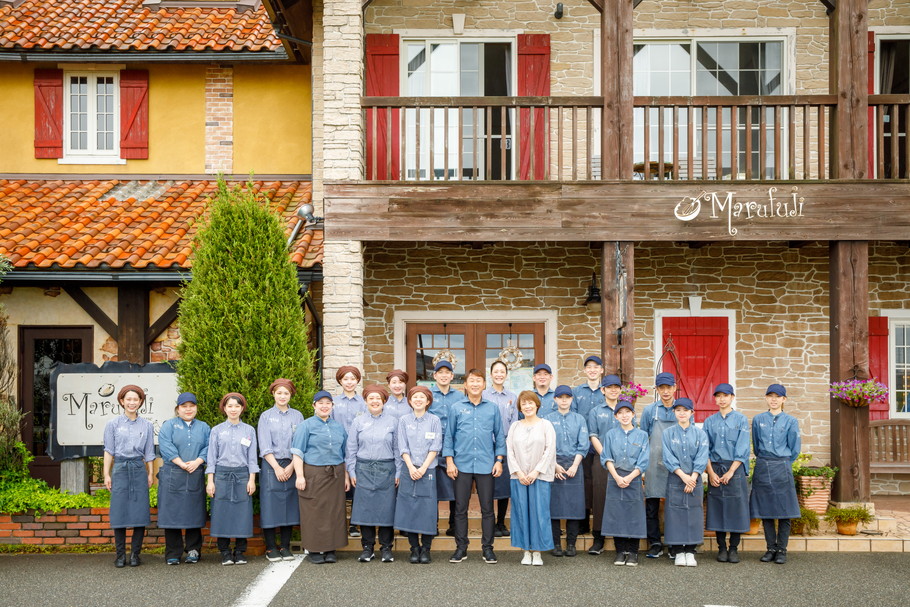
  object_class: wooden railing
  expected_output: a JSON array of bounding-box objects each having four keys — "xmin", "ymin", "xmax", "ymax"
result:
[{"xmin": 362, "ymin": 95, "xmax": 910, "ymax": 182}]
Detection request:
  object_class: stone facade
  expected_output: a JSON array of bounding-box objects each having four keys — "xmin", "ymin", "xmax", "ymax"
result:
[
  {"xmin": 872, "ymin": 473, "xmax": 910, "ymax": 496},
  {"xmin": 204, "ymin": 66, "xmax": 233, "ymax": 174}
]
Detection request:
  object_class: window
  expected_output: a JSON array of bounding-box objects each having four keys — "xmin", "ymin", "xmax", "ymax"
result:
[
  {"xmin": 63, "ymin": 72, "xmax": 119, "ymax": 161},
  {"xmin": 877, "ymin": 38, "xmax": 908, "ymax": 177}
]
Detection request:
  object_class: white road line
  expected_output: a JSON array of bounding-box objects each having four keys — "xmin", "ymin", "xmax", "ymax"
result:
[{"xmin": 231, "ymin": 556, "xmax": 304, "ymax": 607}]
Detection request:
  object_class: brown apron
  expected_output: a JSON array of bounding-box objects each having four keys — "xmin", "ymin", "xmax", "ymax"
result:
[{"xmin": 298, "ymin": 463, "xmax": 348, "ymax": 552}]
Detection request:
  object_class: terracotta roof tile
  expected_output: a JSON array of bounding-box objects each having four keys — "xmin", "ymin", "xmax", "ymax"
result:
[
  {"xmin": 0, "ymin": 0, "xmax": 281, "ymax": 53},
  {"xmin": 0, "ymin": 179, "xmax": 320, "ymax": 271}
]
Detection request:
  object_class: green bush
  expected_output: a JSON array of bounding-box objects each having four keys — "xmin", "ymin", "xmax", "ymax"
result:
[
  {"xmin": 177, "ymin": 179, "xmax": 317, "ymax": 426},
  {"xmin": 825, "ymin": 504, "xmax": 875, "ymax": 525},
  {"xmin": 0, "ymin": 256, "xmax": 24, "ymax": 477}
]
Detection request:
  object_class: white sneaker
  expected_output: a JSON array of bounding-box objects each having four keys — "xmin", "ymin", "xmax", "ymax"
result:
[
  {"xmin": 521, "ymin": 551, "xmax": 532, "ymax": 565},
  {"xmin": 685, "ymin": 552, "xmax": 697, "ymax": 567},
  {"xmin": 674, "ymin": 553, "xmax": 687, "ymax": 567},
  {"xmin": 531, "ymin": 552, "xmax": 543, "ymax": 566}
]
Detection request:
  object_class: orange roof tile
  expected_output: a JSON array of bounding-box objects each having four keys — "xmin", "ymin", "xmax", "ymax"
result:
[
  {"xmin": 0, "ymin": 179, "xmax": 321, "ymax": 270},
  {"xmin": 0, "ymin": 0, "xmax": 281, "ymax": 53}
]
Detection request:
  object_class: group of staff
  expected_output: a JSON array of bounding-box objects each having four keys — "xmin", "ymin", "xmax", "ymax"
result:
[{"xmin": 102, "ymin": 357, "xmax": 800, "ymax": 568}]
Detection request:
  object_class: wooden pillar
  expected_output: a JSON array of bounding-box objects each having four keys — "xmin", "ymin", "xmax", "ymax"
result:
[
  {"xmin": 118, "ymin": 286, "xmax": 149, "ymax": 364},
  {"xmin": 829, "ymin": 241, "xmax": 870, "ymax": 502},
  {"xmin": 601, "ymin": 242, "xmax": 635, "ymax": 381},
  {"xmin": 829, "ymin": 0, "xmax": 868, "ymax": 179},
  {"xmin": 600, "ymin": 0, "xmax": 634, "ymax": 179}
]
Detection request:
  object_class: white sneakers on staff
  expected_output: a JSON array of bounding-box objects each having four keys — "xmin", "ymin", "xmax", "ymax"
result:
[
  {"xmin": 521, "ymin": 551, "xmax": 533, "ymax": 565},
  {"xmin": 531, "ymin": 552, "xmax": 543, "ymax": 566},
  {"xmin": 685, "ymin": 552, "xmax": 697, "ymax": 567},
  {"xmin": 674, "ymin": 553, "xmax": 687, "ymax": 567}
]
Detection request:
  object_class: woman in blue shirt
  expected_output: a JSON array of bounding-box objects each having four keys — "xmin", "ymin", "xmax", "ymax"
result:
[
  {"xmin": 103, "ymin": 385, "xmax": 155, "ymax": 568},
  {"xmin": 483, "ymin": 360, "xmax": 518, "ymax": 537},
  {"xmin": 385, "ymin": 369, "xmax": 411, "ymax": 421},
  {"xmin": 749, "ymin": 384, "xmax": 801, "ymax": 565},
  {"xmin": 156, "ymin": 392, "xmax": 209, "ymax": 565},
  {"xmin": 292, "ymin": 391, "xmax": 350, "ymax": 564}
]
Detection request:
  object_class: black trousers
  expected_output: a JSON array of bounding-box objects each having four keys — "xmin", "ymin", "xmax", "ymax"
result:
[
  {"xmin": 216, "ymin": 537, "xmax": 248, "ymax": 553},
  {"xmin": 361, "ymin": 526, "xmax": 394, "ymax": 550},
  {"xmin": 163, "ymin": 528, "xmax": 202, "ymax": 560},
  {"xmin": 406, "ymin": 532, "xmax": 435, "ymax": 550},
  {"xmin": 551, "ymin": 519, "xmax": 580, "ymax": 545},
  {"xmin": 613, "ymin": 536, "xmax": 640, "ymax": 554},
  {"xmin": 263, "ymin": 525, "xmax": 294, "ymax": 551},
  {"xmin": 453, "ymin": 471, "xmax": 494, "ymax": 550},
  {"xmin": 762, "ymin": 518, "xmax": 791, "ymax": 552},
  {"xmin": 113, "ymin": 527, "xmax": 145, "ymax": 556},
  {"xmin": 715, "ymin": 531, "xmax": 742, "ymax": 549},
  {"xmin": 645, "ymin": 497, "xmax": 663, "ymax": 545},
  {"xmin": 671, "ymin": 543, "xmax": 696, "ymax": 554}
]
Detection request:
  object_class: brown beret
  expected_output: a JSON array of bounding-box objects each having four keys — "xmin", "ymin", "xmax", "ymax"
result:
[
  {"xmin": 363, "ymin": 384, "xmax": 390, "ymax": 402},
  {"xmin": 336, "ymin": 366, "xmax": 362, "ymax": 383},
  {"xmin": 219, "ymin": 392, "xmax": 247, "ymax": 414},
  {"xmin": 407, "ymin": 385, "xmax": 433, "ymax": 407},
  {"xmin": 268, "ymin": 378, "xmax": 296, "ymax": 396},
  {"xmin": 117, "ymin": 384, "xmax": 146, "ymax": 404},
  {"xmin": 386, "ymin": 369, "xmax": 409, "ymax": 385}
]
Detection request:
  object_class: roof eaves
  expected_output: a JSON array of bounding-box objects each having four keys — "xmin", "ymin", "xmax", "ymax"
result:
[{"xmin": 0, "ymin": 49, "xmax": 290, "ymax": 62}]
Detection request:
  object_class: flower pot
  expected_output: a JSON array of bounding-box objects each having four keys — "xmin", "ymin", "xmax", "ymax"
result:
[
  {"xmin": 747, "ymin": 518, "xmax": 762, "ymax": 535},
  {"xmin": 835, "ymin": 520, "xmax": 859, "ymax": 536},
  {"xmin": 791, "ymin": 521, "xmax": 805, "ymax": 536},
  {"xmin": 796, "ymin": 476, "xmax": 832, "ymax": 516}
]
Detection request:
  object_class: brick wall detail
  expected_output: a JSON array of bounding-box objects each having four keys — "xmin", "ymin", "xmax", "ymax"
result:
[{"xmin": 205, "ymin": 66, "xmax": 234, "ymax": 174}]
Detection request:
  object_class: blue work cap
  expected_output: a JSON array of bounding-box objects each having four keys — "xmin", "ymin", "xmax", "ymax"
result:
[
  {"xmin": 176, "ymin": 392, "xmax": 197, "ymax": 406},
  {"xmin": 614, "ymin": 401, "xmax": 635, "ymax": 414},
  {"xmin": 434, "ymin": 360, "xmax": 453, "ymax": 372},
  {"xmin": 766, "ymin": 384, "xmax": 787, "ymax": 397},
  {"xmin": 673, "ymin": 397, "xmax": 694, "ymax": 410},
  {"xmin": 584, "ymin": 355, "xmax": 603, "ymax": 367},
  {"xmin": 554, "ymin": 385, "xmax": 573, "ymax": 398},
  {"xmin": 713, "ymin": 383, "xmax": 735, "ymax": 396},
  {"xmin": 313, "ymin": 390, "xmax": 334, "ymax": 403},
  {"xmin": 533, "ymin": 364, "xmax": 552, "ymax": 375},
  {"xmin": 655, "ymin": 372, "xmax": 676, "ymax": 387},
  {"xmin": 601, "ymin": 374, "xmax": 622, "ymax": 388}
]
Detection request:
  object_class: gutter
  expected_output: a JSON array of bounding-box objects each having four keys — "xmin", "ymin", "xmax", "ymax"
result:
[
  {"xmin": 0, "ymin": 50, "xmax": 290, "ymax": 62},
  {"xmin": 3, "ymin": 268, "xmax": 322, "ymax": 284}
]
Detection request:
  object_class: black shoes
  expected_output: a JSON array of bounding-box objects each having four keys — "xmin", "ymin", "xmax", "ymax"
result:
[
  {"xmin": 233, "ymin": 552, "xmax": 247, "ymax": 565},
  {"xmin": 625, "ymin": 552, "xmax": 639, "ymax": 566},
  {"xmin": 565, "ymin": 543, "xmax": 577, "ymax": 557},
  {"xmin": 646, "ymin": 544, "xmax": 663, "ymax": 558},
  {"xmin": 494, "ymin": 523, "xmax": 510, "ymax": 537},
  {"xmin": 419, "ymin": 547, "xmax": 431, "ymax": 564},
  {"xmin": 449, "ymin": 548, "xmax": 468, "ymax": 563},
  {"xmin": 129, "ymin": 553, "xmax": 141, "ymax": 567},
  {"xmin": 308, "ymin": 552, "xmax": 326, "ymax": 564},
  {"xmin": 349, "ymin": 525, "xmax": 361, "ymax": 537},
  {"xmin": 279, "ymin": 547, "xmax": 295, "ymax": 561},
  {"xmin": 114, "ymin": 553, "xmax": 126, "ymax": 568},
  {"xmin": 482, "ymin": 547, "xmax": 498, "ymax": 563},
  {"xmin": 717, "ymin": 548, "xmax": 729, "ymax": 562},
  {"xmin": 728, "ymin": 547, "xmax": 741, "ymax": 563},
  {"xmin": 774, "ymin": 551, "xmax": 787, "ymax": 564},
  {"xmin": 760, "ymin": 550, "xmax": 777, "ymax": 562},
  {"xmin": 323, "ymin": 551, "xmax": 337, "ymax": 563},
  {"xmin": 265, "ymin": 549, "xmax": 282, "ymax": 563},
  {"xmin": 358, "ymin": 548, "xmax": 375, "ymax": 562},
  {"xmin": 445, "ymin": 527, "xmax": 456, "ymax": 537},
  {"xmin": 221, "ymin": 551, "xmax": 234, "ymax": 566},
  {"xmin": 551, "ymin": 541, "xmax": 564, "ymax": 557},
  {"xmin": 380, "ymin": 548, "xmax": 394, "ymax": 563},
  {"xmin": 587, "ymin": 538, "xmax": 605, "ymax": 555},
  {"xmin": 409, "ymin": 548, "xmax": 420, "ymax": 564}
]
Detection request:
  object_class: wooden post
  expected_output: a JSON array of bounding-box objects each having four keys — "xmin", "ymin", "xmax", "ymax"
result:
[
  {"xmin": 117, "ymin": 286, "xmax": 149, "ymax": 364},
  {"xmin": 601, "ymin": 242, "xmax": 635, "ymax": 382},
  {"xmin": 600, "ymin": 0, "xmax": 634, "ymax": 179},
  {"xmin": 60, "ymin": 459, "xmax": 90, "ymax": 495},
  {"xmin": 829, "ymin": 0, "xmax": 868, "ymax": 179},
  {"xmin": 829, "ymin": 241, "xmax": 871, "ymax": 503}
]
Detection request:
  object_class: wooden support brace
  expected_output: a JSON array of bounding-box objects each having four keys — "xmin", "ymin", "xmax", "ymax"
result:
[
  {"xmin": 63, "ymin": 286, "xmax": 118, "ymax": 340},
  {"xmin": 145, "ymin": 299, "xmax": 181, "ymax": 347}
]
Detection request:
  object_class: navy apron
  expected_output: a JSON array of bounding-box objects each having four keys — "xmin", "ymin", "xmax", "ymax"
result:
[
  {"xmin": 209, "ymin": 465, "xmax": 254, "ymax": 538},
  {"xmin": 110, "ymin": 457, "xmax": 150, "ymax": 528},
  {"xmin": 156, "ymin": 461, "xmax": 206, "ymax": 529},
  {"xmin": 549, "ymin": 455, "xmax": 585, "ymax": 519},
  {"xmin": 663, "ymin": 473, "xmax": 704, "ymax": 545},
  {"xmin": 259, "ymin": 458, "xmax": 300, "ymax": 528},
  {"xmin": 601, "ymin": 468, "xmax": 646, "ymax": 539},
  {"xmin": 351, "ymin": 459, "xmax": 396, "ymax": 527},
  {"xmin": 436, "ymin": 464, "xmax": 455, "ymax": 502},
  {"xmin": 705, "ymin": 461, "xmax": 751, "ymax": 533},
  {"xmin": 394, "ymin": 468, "xmax": 438, "ymax": 535},
  {"xmin": 644, "ymin": 410, "xmax": 675, "ymax": 499},
  {"xmin": 749, "ymin": 456, "xmax": 800, "ymax": 519},
  {"xmin": 493, "ymin": 456, "xmax": 511, "ymax": 500}
]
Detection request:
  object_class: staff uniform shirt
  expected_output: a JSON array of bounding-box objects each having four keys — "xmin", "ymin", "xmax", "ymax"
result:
[
  {"xmin": 661, "ymin": 424, "xmax": 710, "ymax": 475},
  {"xmin": 587, "ymin": 402, "xmax": 618, "ymax": 447},
  {"xmin": 601, "ymin": 426, "xmax": 650, "ymax": 473},
  {"xmin": 443, "ymin": 397, "xmax": 506, "ymax": 474},
  {"xmin": 545, "ymin": 410, "xmax": 589, "ymax": 460},
  {"xmin": 332, "ymin": 393, "xmax": 367, "ymax": 433},
  {"xmin": 290, "ymin": 416, "xmax": 347, "ymax": 466},
  {"xmin": 398, "ymin": 412, "xmax": 443, "ymax": 469},
  {"xmin": 640, "ymin": 401, "xmax": 677, "ymax": 436},
  {"xmin": 258, "ymin": 406, "xmax": 305, "ymax": 460},
  {"xmin": 572, "ymin": 383, "xmax": 605, "ymax": 419},
  {"xmin": 205, "ymin": 421, "xmax": 260, "ymax": 474},
  {"xmin": 103, "ymin": 415, "xmax": 156, "ymax": 461},
  {"xmin": 429, "ymin": 385, "xmax": 463, "ymax": 435},
  {"xmin": 752, "ymin": 411, "xmax": 800, "ymax": 463},
  {"xmin": 345, "ymin": 412, "xmax": 401, "ymax": 480},
  {"xmin": 384, "ymin": 394, "xmax": 411, "ymax": 421},
  {"xmin": 536, "ymin": 389, "xmax": 556, "ymax": 413},
  {"xmin": 158, "ymin": 417, "xmax": 210, "ymax": 463},
  {"xmin": 483, "ymin": 387, "xmax": 519, "ymax": 438},
  {"xmin": 703, "ymin": 409, "xmax": 751, "ymax": 468}
]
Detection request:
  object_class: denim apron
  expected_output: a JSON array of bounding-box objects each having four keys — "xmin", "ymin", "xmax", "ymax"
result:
[
  {"xmin": 492, "ymin": 456, "xmax": 512, "ymax": 500},
  {"xmin": 663, "ymin": 473, "xmax": 704, "ymax": 545},
  {"xmin": 156, "ymin": 461, "xmax": 206, "ymax": 529},
  {"xmin": 601, "ymin": 468, "xmax": 646, "ymax": 539},
  {"xmin": 749, "ymin": 456, "xmax": 800, "ymax": 519},
  {"xmin": 549, "ymin": 455, "xmax": 585, "ymax": 519},
  {"xmin": 705, "ymin": 461, "xmax": 751, "ymax": 532},
  {"xmin": 209, "ymin": 465, "xmax": 253, "ymax": 538},
  {"xmin": 644, "ymin": 409, "xmax": 676, "ymax": 499},
  {"xmin": 351, "ymin": 459, "xmax": 397, "ymax": 527},
  {"xmin": 394, "ymin": 468, "xmax": 438, "ymax": 535},
  {"xmin": 259, "ymin": 458, "xmax": 300, "ymax": 528},
  {"xmin": 110, "ymin": 457, "xmax": 150, "ymax": 528}
]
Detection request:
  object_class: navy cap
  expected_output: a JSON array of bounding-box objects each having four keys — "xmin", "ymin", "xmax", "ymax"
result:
[
  {"xmin": 554, "ymin": 385, "xmax": 573, "ymax": 398},
  {"xmin": 584, "ymin": 355, "xmax": 603, "ymax": 367},
  {"xmin": 533, "ymin": 364, "xmax": 552, "ymax": 375},
  {"xmin": 766, "ymin": 384, "xmax": 787, "ymax": 397},
  {"xmin": 176, "ymin": 392, "xmax": 197, "ymax": 406},
  {"xmin": 714, "ymin": 383, "xmax": 735, "ymax": 396},
  {"xmin": 655, "ymin": 372, "xmax": 676, "ymax": 387},
  {"xmin": 313, "ymin": 390, "xmax": 334, "ymax": 403},
  {"xmin": 601, "ymin": 374, "xmax": 622, "ymax": 388},
  {"xmin": 614, "ymin": 401, "xmax": 635, "ymax": 414},
  {"xmin": 673, "ymin": 397, "xmax": 694, "ymax": 410},
  {"xmin": 434, "ymin": 360, "xmax": 453, "ymax": 372}
]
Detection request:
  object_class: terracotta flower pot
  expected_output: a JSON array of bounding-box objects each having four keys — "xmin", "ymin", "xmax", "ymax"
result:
[
  {"xmin": 797, "ymin": 476, "xmax": 832, "ymax": 516},
  {"xmin": 835, "ymin": 520, "xmax": 859, "ymax": 535},
  {"xmin": 748, "ymin": 518, "xmax": 762, "ymax": 535}
]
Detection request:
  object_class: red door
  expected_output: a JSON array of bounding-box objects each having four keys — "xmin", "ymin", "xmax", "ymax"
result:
[{"xmin": 661, "ymin": 317, "xmax": 729, "ymax": 423}]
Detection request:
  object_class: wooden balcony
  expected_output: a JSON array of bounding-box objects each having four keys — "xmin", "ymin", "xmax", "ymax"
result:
[{"xmin": 363, "ymin": 94, "xmax": 910, "ymax": 182}]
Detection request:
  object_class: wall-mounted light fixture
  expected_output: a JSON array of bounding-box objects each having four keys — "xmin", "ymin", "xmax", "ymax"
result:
[
  {"xmin": 554, "ymin": 3, "xmax": 564, "ymax": 19},
  {"xmin": 584, "ymin": 271, "xmax": 601, "ymax": 313}
]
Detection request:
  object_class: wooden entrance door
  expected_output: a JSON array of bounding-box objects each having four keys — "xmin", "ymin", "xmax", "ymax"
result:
[
  {"xmin": 661, "ymin": 317, "xmax": 729, "ymax": 423},
  {"xmin": 19, "ymin": 326, "xmax": 93, "ymax": 487},
  {"xmin": 406, "ymin": 322, "xmax": 544, "ymax": 393}
]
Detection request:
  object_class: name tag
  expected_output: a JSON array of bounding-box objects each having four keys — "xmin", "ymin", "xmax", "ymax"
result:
[
  {"xmin": 425, "ymin": 432, "xmax": 436, "ymax": 440},
  {"xmin": 240, "ymin": 437, "xmax": 252, "ymax": 447}
]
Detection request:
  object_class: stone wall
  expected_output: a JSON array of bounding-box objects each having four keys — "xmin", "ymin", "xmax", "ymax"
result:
[
  {"xmin": 204, "ymin": 66, "xmax": 233, "ymax": 174},
  {"xmin": 872, "ymin": 473, "xmax": 910, "ymax": 496}
]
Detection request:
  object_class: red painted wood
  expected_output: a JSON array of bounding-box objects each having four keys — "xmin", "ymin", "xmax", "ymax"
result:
[
  {"xmin": 365, "ymin": 33, "xmax": 400, "ymax": 180},
  {"xmin": 517, "ymin": 34, "xmax": 550, "ymax": 180},
  {"xmin": 120, "ymin": 70, "xmax": 149, "ymax": 159},
  {"xmin": 662, "ymin": 317, "xmax": 729, "ymax": 423},
  {"xmin": 34, "ymin": 69, "xmax": 63, "ymax": 159},
  {"xmin": 869, "ymin": 316, "xmax": 890, "ymax": 420}
]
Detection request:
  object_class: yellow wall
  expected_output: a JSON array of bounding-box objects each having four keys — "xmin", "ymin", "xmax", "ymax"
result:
[{"xmin": 233, "ymin": 64, "xmax": 312, "ymax": 175}]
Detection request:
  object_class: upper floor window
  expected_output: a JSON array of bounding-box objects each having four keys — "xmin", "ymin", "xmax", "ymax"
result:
[
  {"xmin": 64, "ymin": 72, "xmax": 120, "ymax": 161},
  {"xmin": 890, "ymin": 318, "xmax": 910, "ymax": 417}
]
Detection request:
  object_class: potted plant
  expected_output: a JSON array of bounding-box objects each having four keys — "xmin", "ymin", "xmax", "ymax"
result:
[
  {"xmin": 791, "ymin": 506, "xmax": 821, "ymax": 536},
  {"xmin": 793, "ymin": 456, "xmax": 838, "ymax": 516},
  {"xmin": 825, "ymin": 505, "xmax": 874, "ymax": 535},
  {"xmin": 829, "ymin": 378, "xmax": 889, "ymax": 408},
  {"xmin": 619, "ymin": 382, "xmax": 648, "ymax": 405}
]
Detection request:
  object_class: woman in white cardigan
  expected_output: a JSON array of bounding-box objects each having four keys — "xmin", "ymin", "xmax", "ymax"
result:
[{"xmin": 507, "ymin": 390, "xmax": 557, "ymax": 566}]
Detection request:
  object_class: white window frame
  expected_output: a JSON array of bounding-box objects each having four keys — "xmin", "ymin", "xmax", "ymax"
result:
[
  {"xmin": 884, "ymin": 310, "xmax": 910, "ymax": 419},
  {"xmin": 871, "ymin": 30, "xmax": 910, "ymax": 176},
  {"xmin": 60, "ymin": 70, "xmax": 125, "ymax": 165}
]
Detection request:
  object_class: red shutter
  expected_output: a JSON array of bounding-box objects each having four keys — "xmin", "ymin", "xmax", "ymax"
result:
[
  {"xmin": 120, "ymin": 70, "xmax": 149, "ymax": 159},
  {"xmin": 517, "ymin": 34, "xmax": 550, "ymax": 180},
  {"xmin": 365, "ymin": 33, "xmax": 400, "ymax": 180},
  {"xmin": 34, "ymin": 69, "xmax": 63, "ymax": 159},
  {"xmin": 869, "ymin": 316, "xmax": 890, "ymax": 420},
  {"xmin": 867, "ymin": 31, "xmax": 876, "ymax": 178},
  {"xmin": 662, "ymin": 317, "xmax": 730, "ymax": 423}
]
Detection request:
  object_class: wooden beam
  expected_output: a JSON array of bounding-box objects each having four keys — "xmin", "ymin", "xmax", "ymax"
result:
[
  {"xmin": 601, "ymin": 242, "xmax": 635, "ymax": 382},
  {"xmin": 600, "ymin": 0, "xmax": 634, "ymax": 179},
  {"xmin": 586, "ymin": 0, "xmax": 603, "ymax": 12},
  {"xmin": 829, "ymin": 241, "xmax": 871, "ymax": 502},
  {"xmin": 145, "ymin": 299, "xmax": 180, "ymax": 347},
  {"xmin": 63, "ymin": 287, "xmax": 118, "ymax": 340},
  {"xmin": 829, "ymin": 0, "xmax": 868, "ymax": 178},
  {"xmin": 118, "ymin": 286, "xmax": 149, "ymax": 364},
  {"xmin": 820, "ymin": 0, "xmax": 836, "ymax": 15},
  {"xmin": 633, "ymin": 0, "xmax": 643, "ymax": 7}
]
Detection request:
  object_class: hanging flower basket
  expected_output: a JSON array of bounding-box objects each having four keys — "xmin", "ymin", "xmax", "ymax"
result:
[
  {"xmin": 619, "ymin": 382, "xmax": 648, "ymax": 406},
  {"xmin": 828, "ymin": 378, "xmax": 889, "ymax": 408}
]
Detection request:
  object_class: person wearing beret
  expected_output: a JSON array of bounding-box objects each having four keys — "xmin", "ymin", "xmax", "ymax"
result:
[
  {"xmin": 531, "ymin": 364, "xmax": 556, "ymax": 414},
  {"xmin": 332, "ymin": 365, "xmax": 367, "ymax": 538},
  {"xmin": 258, "ymin": 378, "xmax": 305, "ymax": 562},
  {"xmin": 704, "ymin": 383, "xmax": 751, "ymax": 564},
  {"xmin": 545, "ymin": 385, "xmax": 588, "ymax": 557},
  {"xmin": 639, "ymin": 371, "xmax": 679, "ymax": 559},
  {"xmin": 394, "ymin": 385, "xmax": 443, "ymax": 564},
  {"xmin": 384, "ymin": 370, "xmax": 411, "ymax": 421},
  {"xmin": 207, "ymin": 393, "xmax": 259, "ymax": 566},
  {"xmin": 750, "ymin": 384, "xmax": 801, "ymax": 565},
  {"xmin": 483, "ymin": 360, "xmax": 519, "ymax": 538},
  {"xmin": 662, "ymin": 397, "xmax": 710, "ymax": 567},
  {"xmin": 292, "ymin": 391, "xmax": 350, "ymax": 564},
  {"xmin": 572, "ymin": 355, "xmax": 605, "ymax": 535},
  {"xmin": 103, "ymin": 385, "xmax": 156, "ymax": 568},
  {"xmin": 156, "ymin": 392, "xmax": 210, "ymax": 565},
  {"xmin": 347, "ymin": 385, "xmax": 400, "ymax": 563},
  {"xmin": 586, "ymin": 374, "xmax": 622, "ymax": 555},
  {"xmin": 429, "ymin": 360, "xmax": 462, "ymax": 535}
]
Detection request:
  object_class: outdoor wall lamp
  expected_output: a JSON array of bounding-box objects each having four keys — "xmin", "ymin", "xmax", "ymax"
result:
[
  {"xmin": 584, "ymin": 271, "xmax": 601, "ymax": 313},
  {"xmin": 554, "ymin": 3, "xmax": 564, "ymax": 19},
  {"xmin": 286, "ymin": 204, "xmax": 324, "ymax": 248}
]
